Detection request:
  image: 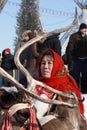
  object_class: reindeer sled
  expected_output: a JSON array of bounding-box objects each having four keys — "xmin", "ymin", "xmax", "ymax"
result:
[{"xmin": 0, "ymin": 8, "xmax": 87, "ymax": 130}]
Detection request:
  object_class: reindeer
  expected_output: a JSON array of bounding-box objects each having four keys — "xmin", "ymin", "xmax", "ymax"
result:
[{"xmin": 0, "ymin": 8, "xmax": 87, "ymax": 130}]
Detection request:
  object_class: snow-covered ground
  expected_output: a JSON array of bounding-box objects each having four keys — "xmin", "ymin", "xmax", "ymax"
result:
[{"xmin": 83, "ymin": 94, "xmax": 87, "ymax": 119}]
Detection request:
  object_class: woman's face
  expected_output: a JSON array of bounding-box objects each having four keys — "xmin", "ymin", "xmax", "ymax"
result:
[{"xmin": 40, "ymin": 55, "xmax": 53, "ymax": 78}]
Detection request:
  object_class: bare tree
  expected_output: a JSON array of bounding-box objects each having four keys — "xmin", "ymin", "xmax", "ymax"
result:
[{"xmin": 0, "ymin": 0, "xmax": 7, "ymax": 12}]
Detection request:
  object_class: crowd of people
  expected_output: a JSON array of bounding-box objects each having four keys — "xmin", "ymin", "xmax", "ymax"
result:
[{"xmin": 0, "ymin": 23, "xmax": 87, "ymax": 120}]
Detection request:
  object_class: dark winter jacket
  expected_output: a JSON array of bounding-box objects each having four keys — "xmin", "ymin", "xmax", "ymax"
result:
[
  {"xmin": 1, "ymin": 53, "xmax": 16, "ymax": 70},
  {"xmin": 37, "ymin": 35, "xmax": 61, "ymax": 56},
  {"xmin": 66, "ymin": 31, "xmax": 87, "ymax": 71}
]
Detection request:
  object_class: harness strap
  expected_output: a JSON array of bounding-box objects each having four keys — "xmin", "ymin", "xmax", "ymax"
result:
[{"xmin": 8, "ymin": 103, "xmax": 32, "ymax": 116}]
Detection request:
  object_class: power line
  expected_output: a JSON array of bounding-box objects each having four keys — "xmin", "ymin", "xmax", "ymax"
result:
[
  {"xmin": 44, "ymin": 17, "xmax": 74, "ymax": 26},
  {"xmin": 2, "ymin": 1, "xmax": 76, "ymax": 27},
  {"xmin": 7, "ymin": 1, "xmax": 75, "ymax": 17}
]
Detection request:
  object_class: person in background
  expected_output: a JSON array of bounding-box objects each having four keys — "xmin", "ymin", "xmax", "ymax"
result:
[
  {"xmin": 18, "ymin": 30, "xmax": 39, "ymax": 87},
  {"xmin": 66, "ymin": 23, "xmax": 87, "ymax": 90},
  {"xmin": 1, "ymin": 48, "xmax": 16, "ymax": 86},
  {"xmin": 34, "ymin": 48, "xmax": 85, "ymax": 119},
  {"xmin": 37, "ymin": 34, "xmax": 61, "ymax": 56},
  {"xmin": 22, "ymin": 30, "xmax": 39, "ymax": 75}
]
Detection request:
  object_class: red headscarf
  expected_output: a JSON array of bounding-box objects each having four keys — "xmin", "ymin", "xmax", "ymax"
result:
[{"xmin": 36, "ymin": 48, "xmax": 84, "ymax": 116}]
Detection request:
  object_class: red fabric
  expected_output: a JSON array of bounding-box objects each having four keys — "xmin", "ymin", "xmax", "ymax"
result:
[
  {"xmin": 29, "ymin": 108, "xmax": 39, "ymax": 130},
  {"xmin": 36, "ymin": 48, "xmax": 84, "ymax": 116},
  {"xmin": 2, "ymin": 110, "xmax": 12, "ymax": 130},
  {"xmin": 36, "ymin": 86, "xmax": 53, "ymax": 98}
]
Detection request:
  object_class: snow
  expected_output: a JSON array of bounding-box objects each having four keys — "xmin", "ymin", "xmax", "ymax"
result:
[{"xmin": 83, "ymin": 94, "xmax": 87, "ymax": 119}]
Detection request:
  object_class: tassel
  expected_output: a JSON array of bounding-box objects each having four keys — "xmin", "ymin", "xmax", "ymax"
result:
[
  {"xmin": 29, "ymin": 108, "xmax": 39, "ymax": 130},
  {"xmin": 2, "ymin": 110, "xmax": 12, "ymax": 130}
]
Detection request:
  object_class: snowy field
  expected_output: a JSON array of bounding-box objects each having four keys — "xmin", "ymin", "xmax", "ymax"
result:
[{"xmin": 83, "ymin": 94, "xmax": 87, "ymax": 119}]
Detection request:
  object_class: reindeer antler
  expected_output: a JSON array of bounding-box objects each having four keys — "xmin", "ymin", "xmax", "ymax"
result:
[
  {"xmin": 14, "ymin": 8, "xmax": 78, "ymax": 106},
  {"xmin": 0, "ymin": 8, "xmax": 78, "ymax": 107}
]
